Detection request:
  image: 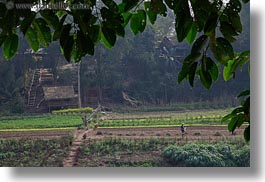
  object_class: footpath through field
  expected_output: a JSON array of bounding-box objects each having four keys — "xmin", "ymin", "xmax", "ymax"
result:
[{"xmin": 63, "ymin": 129, "xmax": 91, "ymax": 167}]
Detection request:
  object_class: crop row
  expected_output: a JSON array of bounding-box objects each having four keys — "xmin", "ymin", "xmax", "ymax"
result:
[
  {"xmin": 78, "ymin": 137, "xmax": 248, "ymax": 167},
  {"xmin": 99, "ymin": 116, "xmax": 225, "ymax": 128},
  {"xmin": 0, "ymin": 113, "xmax": 226, "ymax": 130},
  {"xmin": 0, "ymin": 136, "xmax": 72, "ymax": 167},
  {"xmin": 0, "ymin": 115, "xmax": 82, "ymax": 129},
  {"xmin": 51, "ymin": 107, "xmax": 93, "ymax": 115},
  {"xmin": 81, "ymin": 137, "xmax": 177, "ymax": 156}
]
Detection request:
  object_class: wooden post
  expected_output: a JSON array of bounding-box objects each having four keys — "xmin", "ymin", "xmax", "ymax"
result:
[{"xmin": 77, "ymin": 63, "xmax": 82, "ymax": 108}]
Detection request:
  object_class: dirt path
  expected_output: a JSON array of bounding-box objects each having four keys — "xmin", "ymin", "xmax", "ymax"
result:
[{"xmin": 63, "ymin": 129, "xmax": 91, "ymax": 167}]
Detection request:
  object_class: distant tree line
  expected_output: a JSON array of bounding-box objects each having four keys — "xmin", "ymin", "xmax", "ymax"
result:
[{"xmin": 0, "ymin": 4, "xmax": 249, "ymax": 113}]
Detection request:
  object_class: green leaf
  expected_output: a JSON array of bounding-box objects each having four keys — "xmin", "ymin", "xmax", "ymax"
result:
[
  {"xmin": 229, "ymin": 13, "xmax": 242, "ymax": 34},
  {"xmin": 222, "ymin": 51, "xmax": 249, "ymax": 81},
  {"xmin": 220, "ymin": 21, "xmax": 238, "ymax": 42},
  {"xmin": 77, "ymin": 30, "xmax": 94, "ymax": 56},
  {"xmin": 223, "ymin": 60, "xmax": 234, "ymax": 81},
  {"xmin": 199, "ymin": 68, "xmax": 212, "ymax": 89},
  {"xmin": 243, "ymin": 96, "xmax": 250, "ymax": 114},
  {"xmin": 137, "ymin": 10, "xmax": 146, "ymax": 32},
  {"xmin": 150, "ymin": 0, "xmax": 167, "ymax": 16},
  {"xmin": 60, "ymin": 24, "xmax": 74, "ymax": 62},
  {"xmin": 40, "ymin": 10, "xmax": 59, "ymax": 29},
  {"xmin": 101, "ymin": 26, "xmax": 116, "ymax": 48},
  {"xmin": 130, "ymin": 13, "xmax": 140, "ymax": 35},
  {"xmin": 164, "ymin": 0, "xmax": 178, "ymax": 9},
  {"xmin": 56, "ymin": 10, "xmax": 66, "ymax": 18},
  {"xmin": 178, "ymin": 52, "xmax": 201, "ymax": 83},
  {"xmin": 122, "ymin": 12, "xmax": 132, "ymax": 27},
  {"xmin": 238, "ymin": 90, "xmax": 250, "ymax": 98},
  {"xmin": 102, "ymin": 0, "xmax": 119, "ymax": 12},
  {"xmin": 72, "ymin": 31, "xmax": 95, "ymax": 62},
  {"xmin": 53, "ymin": 14, "xmax": 67, "ymax": 41},
  {"xmin": 228, "ymin": 117, "xmax": 238, "ymax": 132},
  {"xmin": 216, "ymin": 37, "xmax": 234, "ymax": 64},
  {"xmin": 88, "ymin": 25, "xmax": 101, "ymax": 43},
  {"xmin": 244, "ymin": 125, "xmax": 250, "ymax": 142},
  {"xmin": 227, "ymin": 0, "xmax": 242, "ymax": 13},
  {"xmin": 199, "ymin": 55, "xmax": 212, "ymax": 89},
  {"xmin": 33, "ymin": 18, "xmax": 51, "ymax": 48},
  {"xmin": 191, "ymin": 35, "xmax": 208, "ymax": 54},
  {"xmin": 237, "ymin": 51, "xmax": 250, "ymax": 69},
  {"xmin": 231, "ymin": 107, "xmax": 244, "ymax": 115},
  {"xmin": 144, "ymin": 1, "xmax": 157, "ymax": 24},
  {"xmin": 235, "ymin": 114, "xmax": 246, "ymax": 128},
  {"xmin": 25, "ymin": 27, "xmax": 39, "ymax": 52},
  {"xmin": 186, "ymin": 23, "xmax": 197, "ymax": 44},
  {"xmin": 3, "ymin": 33, "xmax": 18, "ymax": 60},
  {"xmin": 221, "ymin": 113, "xmax": 234, "ymax": 123},
  {"xmin": 206, "ymin": 57, "xmax": 218, "ymax": 81},
  {"xmin": 114, "ymin": 23, "xmax": 125, "ymax": 37},
  {"xmin": 191, "ymin": 0, "xmax": 211, "ymax": 32},
  {"xmin": 176, "ymin": 13, "xmax": 193, "ymax": 42},
  {"xmin": 188, "ymin": 62, "xmax": 198, "ymax": 87},
  {"xmin": 20, "ymin": 12, "xmax": 36, "ymax": 35},
  {"xmin": 204, "ymin": 12, "xmax": 218, "ymax": 34},
  {"xmin": 121, "ymin": 0, "xmax": 139, "ymax": 12},
  {"xmin": 100, "ymin": 7, "xmax": 114, "ymax": 22}
]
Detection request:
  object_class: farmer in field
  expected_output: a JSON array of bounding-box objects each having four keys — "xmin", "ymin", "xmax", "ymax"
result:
[{"xmin": 181, "ymin": 123, "xmax": 186, "ymax": 137}]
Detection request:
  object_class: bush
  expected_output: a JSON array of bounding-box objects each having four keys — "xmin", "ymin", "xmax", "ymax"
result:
[
  {"xmin": 52, "ymin": 107, "xmax": 93, "ymax": 114},
  {"xmin": 163, "ymin": 142, "xmax": 250, "ymax": 167},
  {"xmin": 10, "ymin": 96, "xmax": 24, "ymax": 114}
]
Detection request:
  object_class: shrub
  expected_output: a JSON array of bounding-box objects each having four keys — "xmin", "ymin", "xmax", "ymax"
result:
[
  {"xmin": 163, "ymin": 143, "xmax": 250, "ymax": 167},
  {"xmin": 52, "ymin": 107, "xmax": 93, "ymax": 114}
]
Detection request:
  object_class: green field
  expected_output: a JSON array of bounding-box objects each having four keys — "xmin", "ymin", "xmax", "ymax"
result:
[
  {"xmin": 0, "ymin": 136, "xmax": 72, "ymax": 167},
  {"xmin": 0, "ymin": 115, "xmax": 82, "ymax": 129},
  {"xmin": 0, "ymin": 108, "xmax": 249, "ymax": 167},
  {"xmin": 0, "ymin": 109, "xmax": 231, "ymax": 130},
  {"xmin": 78, "ymin": 138, "xmax": 249, "ymax": 167}
]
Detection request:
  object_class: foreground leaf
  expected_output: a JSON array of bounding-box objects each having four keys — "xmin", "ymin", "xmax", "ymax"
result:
[{"xmin": 4, "ymin": 33, "xmax": 18, "ymax": 60}]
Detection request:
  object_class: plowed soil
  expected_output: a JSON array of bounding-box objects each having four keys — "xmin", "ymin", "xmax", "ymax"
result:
[
  {"xmin": 85, "ymin": 126, "xmax": 244, "ymax": 141},
  {"xmin": 0, "ymin": 130, "xmax": 72, "ymax": 139},
  {"xmin": 0, "ymin": 126, "xmax": 244, "ymax": 140}
]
